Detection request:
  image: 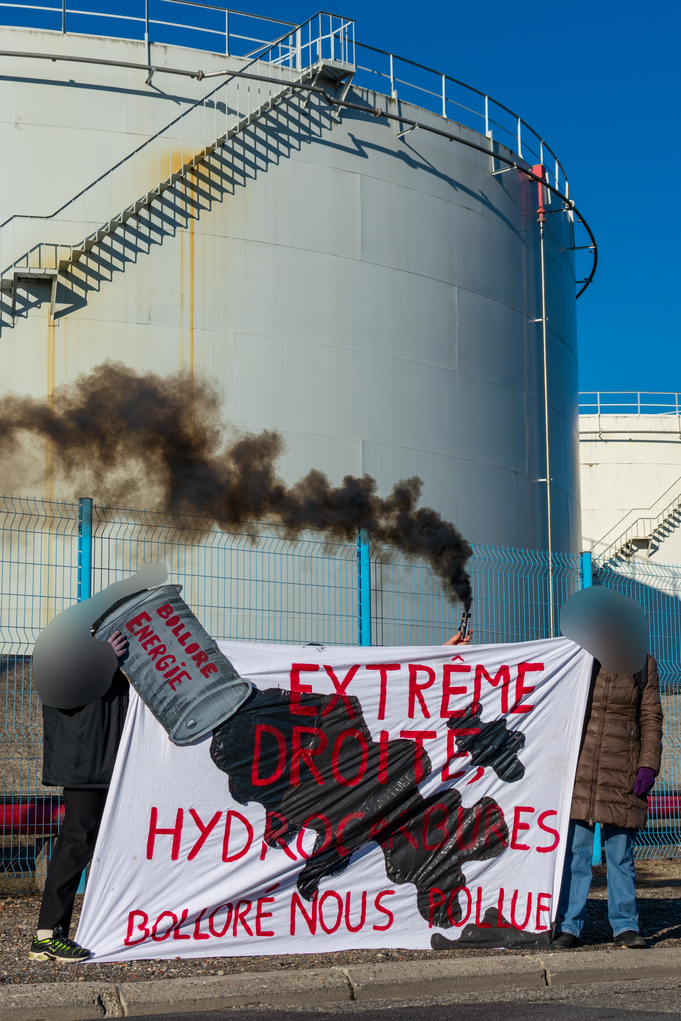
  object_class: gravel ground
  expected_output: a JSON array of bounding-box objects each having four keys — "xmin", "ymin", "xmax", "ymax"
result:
[{"xmin": 0, "ymin": 858, "xmax": 679, "ymax": 986}]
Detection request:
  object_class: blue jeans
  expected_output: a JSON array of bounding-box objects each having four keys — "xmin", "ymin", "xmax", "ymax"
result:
[{"xmin": 557, "ymin": 820, "xmax": 639, "ymax": 938}]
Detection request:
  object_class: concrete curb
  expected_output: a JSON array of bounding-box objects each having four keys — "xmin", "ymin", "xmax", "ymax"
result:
[{"xmin": 1, "ymin": 948, "xmax": 681, "ymax": 1020}]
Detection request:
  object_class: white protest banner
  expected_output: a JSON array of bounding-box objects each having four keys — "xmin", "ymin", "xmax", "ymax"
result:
[{"xmin": 76, "ymin": 637, "xmax": 592, "ymax": 961}]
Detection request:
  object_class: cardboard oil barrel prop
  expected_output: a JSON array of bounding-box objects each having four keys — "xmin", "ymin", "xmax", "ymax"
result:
[{"xmin": 94, "ymin": 585, "xmax": 252, "ymax": 745}]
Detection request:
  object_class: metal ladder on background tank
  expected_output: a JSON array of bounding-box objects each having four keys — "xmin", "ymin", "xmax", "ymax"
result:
[
  {"xmin": 593, "ymin": 476, "xmax": 681, "ymax": 564},
  {"xmin": 0, "ymin": 24, "xmax": 354, "ymax": 320}
]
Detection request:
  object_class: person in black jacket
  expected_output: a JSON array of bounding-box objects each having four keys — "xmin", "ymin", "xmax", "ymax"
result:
[{"xmin": 29, "ymin": 630, "xmax": 129, "ymax": 963}]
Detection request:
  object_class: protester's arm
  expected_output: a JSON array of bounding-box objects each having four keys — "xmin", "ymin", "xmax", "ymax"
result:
[
  {"xmin": 443, "ymin": 632, "xmax": 473, "ymax": 646},
  {"xmin": 638, "ymin": 654, "xmax": 663, "ymax": 774}
]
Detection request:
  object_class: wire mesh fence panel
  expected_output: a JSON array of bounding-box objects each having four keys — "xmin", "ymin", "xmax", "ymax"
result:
[
  {"xmin": 467, "ymin": 545, "xmax": 581, "ymax": 645},
  {"xmin": 370, "ymin": 552, "xmax": 459, "ymax": 647},
  {"xmin": 370, "ymin": 544, "xmax": 581, "ymax": 647},
  {"xmin": 2, "ymin": 492, "xmax": 681, "ymax": 889},
  {"xmin": 0, "ymin": 497, "xmax": 79, "ymax": 891},
  {"xmin": 91, "ymin": 507, "xmax": 359, "ymax": 647},
  {"xmin": 596, "ymin": 558, "xmax": 681, "ymax": 857}
]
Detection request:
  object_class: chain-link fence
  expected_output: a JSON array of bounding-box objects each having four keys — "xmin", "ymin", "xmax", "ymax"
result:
[{"xmin": 1, "ymin": 496, "xmax": 679, "ymax": 890}]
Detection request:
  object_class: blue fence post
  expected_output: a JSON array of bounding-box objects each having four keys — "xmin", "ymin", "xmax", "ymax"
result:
[
  {"xmin": 76, "ymin": 497, "xmax": 93, "ymax": 893},
  {"xmin": 580, "ymin": 549, "xmax": 593, "ymax": 590},
  {"xmin": 77, "ymin": 497, "xmax": 93, "ymax": 602},
  {"xmin": 581, "ymin": 551, "xmax": 602, "ymax": 867},
  {"xmin": 357, "ymin": 528, "xmax": 371, "ymax": 646}
]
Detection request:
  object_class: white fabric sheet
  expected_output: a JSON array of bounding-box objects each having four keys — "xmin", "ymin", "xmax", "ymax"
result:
[{"xmin": 76, "ymin": 637, "xmax": 592, "ymax": 960}]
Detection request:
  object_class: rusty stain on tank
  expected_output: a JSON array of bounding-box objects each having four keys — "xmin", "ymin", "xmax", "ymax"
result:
[
  {"xmin": 44, "ymin": 317, "xmax": 56, "ymax": 502},
  {"xmin": 164, "ymin": 147, "xmax": 189, "ymax": 185},
  {"xmin": 188, "ymin": 179, "xmax": 195, "ymax": 438},
  {"xmin": 179, "ymin": 174, "xmax": 196, "ymax": 437},
  {"xmin": 44, "ymin": 316, "xmax": 56, "ymax": 625}
]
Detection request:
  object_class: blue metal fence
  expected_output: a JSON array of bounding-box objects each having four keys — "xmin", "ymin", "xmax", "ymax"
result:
[{"xmin": 1, "ymin": 495, "xmax": 679, "ymax": 889}]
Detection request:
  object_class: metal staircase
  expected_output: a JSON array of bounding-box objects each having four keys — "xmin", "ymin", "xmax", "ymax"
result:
[
  {"xmin": 593, "ymin": 476, "xmax": 681, "ymax": 564},
  {"xmin": 0, "ymin": 15, "xmax": 354, "ymax": 320}
]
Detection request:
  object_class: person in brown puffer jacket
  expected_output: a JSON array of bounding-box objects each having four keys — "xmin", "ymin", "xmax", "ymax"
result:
[{"xmin": 553, "ymin": 654, "xmax": 663, "ymax": 949}]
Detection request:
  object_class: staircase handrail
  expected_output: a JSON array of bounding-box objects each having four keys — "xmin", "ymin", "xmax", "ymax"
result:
[
  {"xmin": 0, "ymin": 12, "xmax": 358, "ymax": 279},
  {"xmin": 0, "ymin": 20, "xmax": 305, "ymax": 242},
  {"xmin": 593, "ymin": 475, "xmax": 681, "ymax": 562},
  {"xmin": 0, "ymin": 12, "xmax": 599, "ymax": 303}
]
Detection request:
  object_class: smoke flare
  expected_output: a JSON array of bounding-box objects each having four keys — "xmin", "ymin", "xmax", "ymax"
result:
[{"xmin": 0, "ymin": 362, "xmax": 472, "ymax": 608}]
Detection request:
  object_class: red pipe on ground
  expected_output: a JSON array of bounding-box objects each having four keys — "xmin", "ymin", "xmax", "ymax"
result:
[
  {"xmin": 0, "ymin": 803, "xmax": 64, "ymax": 835},
  {"xmin": 1, "ymin": 796, "xmax": 679, "ymax": 837}
]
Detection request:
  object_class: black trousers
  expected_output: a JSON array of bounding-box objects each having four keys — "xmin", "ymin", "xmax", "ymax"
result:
[{"xmin": 38, "ymin": 788, "xmax": 108, "ymax": 936}]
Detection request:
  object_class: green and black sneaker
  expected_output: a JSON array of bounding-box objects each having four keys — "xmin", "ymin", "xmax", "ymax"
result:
[{"xmin": 29, "ymin": 930, "xmax": 91, "ymax": 962}]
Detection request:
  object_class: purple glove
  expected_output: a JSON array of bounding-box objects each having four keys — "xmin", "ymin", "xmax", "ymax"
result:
[{"xmin": 634, "ymin": 767, "xmax": 656, "ymax": 798}]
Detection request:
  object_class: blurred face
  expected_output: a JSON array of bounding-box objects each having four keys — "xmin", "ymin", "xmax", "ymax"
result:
[
  {"xmin": 33, "ymin": 631, "xmax": 119, "ymax": 709},
  {"xmin": 560, "ymin": 587, "xmax": 648, "ymax": 673},
  {"xmin": 32, "ymin": 563, "xmax": 168, "ymax": 709}
]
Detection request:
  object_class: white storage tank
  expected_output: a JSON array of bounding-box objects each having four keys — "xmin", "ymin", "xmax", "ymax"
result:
[{"xmin": 0, "ymin": 9, "xmax": 591, "ymax": 553}]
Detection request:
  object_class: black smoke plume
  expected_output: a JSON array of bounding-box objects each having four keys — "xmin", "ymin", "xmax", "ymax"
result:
[{"xmin": 0, "ymin": 362, "xmax": 472, "ymax": 608}]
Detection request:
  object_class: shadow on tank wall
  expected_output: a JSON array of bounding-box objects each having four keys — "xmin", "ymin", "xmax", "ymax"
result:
[{"xmin": 0, "ymin": 84, "xmax": 561, "ymax": 328}]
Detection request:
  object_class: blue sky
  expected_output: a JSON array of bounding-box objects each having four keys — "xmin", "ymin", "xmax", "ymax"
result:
[
  {"xmin": 248, "ymin": 0, "xmax": 679, "ymax": 396},
  {"xmin": 3, "ymin": 1, "xmax": 677, "ymax": 394}
]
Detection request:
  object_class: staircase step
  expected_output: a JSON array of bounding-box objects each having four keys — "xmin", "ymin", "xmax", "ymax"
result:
[{"xmin": 2, "ymin": 76, "xmax": 299, "ymax": 301}]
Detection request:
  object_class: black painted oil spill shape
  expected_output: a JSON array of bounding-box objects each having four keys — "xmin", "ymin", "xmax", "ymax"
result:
[
  {"xmin": 210, "ymin": 687, "xmax": 509, "ymax": 929},
  {"xmin": 431, "ymin": 906, "xmax": 552, "ymax": 949},
  {"xmin": 449, "ymin": 703, "xmax": 526, "ymax": 782}
]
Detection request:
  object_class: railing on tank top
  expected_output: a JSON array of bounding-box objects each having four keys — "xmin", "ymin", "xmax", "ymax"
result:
[
  {"xmin": 0, "ymin": 11, "xmax": 356, "ymax": 282},
  {"xmin": 1, "ymin": 1, "xmax": 297, "ymax": 61},
  {"xmin": 1, "ymin": 1, "xmax": 565, "ymax": 193},
  {"xmin": 579, "ymin": 392, "xmax": 681, "ymax": 417},
  {"xmin": 0, "ymin": 7, "xmax": 590, "ymax": 288}
]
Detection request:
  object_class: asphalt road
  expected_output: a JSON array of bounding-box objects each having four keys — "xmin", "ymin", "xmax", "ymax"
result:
[{"xmin": 121, "ymin": 976, "xmax": 681, "ymax": 1021}]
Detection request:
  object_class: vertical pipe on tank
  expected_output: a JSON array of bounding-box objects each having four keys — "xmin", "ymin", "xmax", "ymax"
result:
[
  {"xmin": 357, "ymin": 529, "xmax": 371, "ymax": 646},
  {"xmin": 539, "ymin": 201, "xmax": 554, "ymax": 635},
  {"xmin": 145, "ymin": 0, "xmax": 150, "ymax": 67},
  {"xmin": 61, "ymin": 0, "xmax": 65, "ymax": 33},
  {"xmin": 77, "ymin": 497, "xmax": 93, "ymax": 603}
]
